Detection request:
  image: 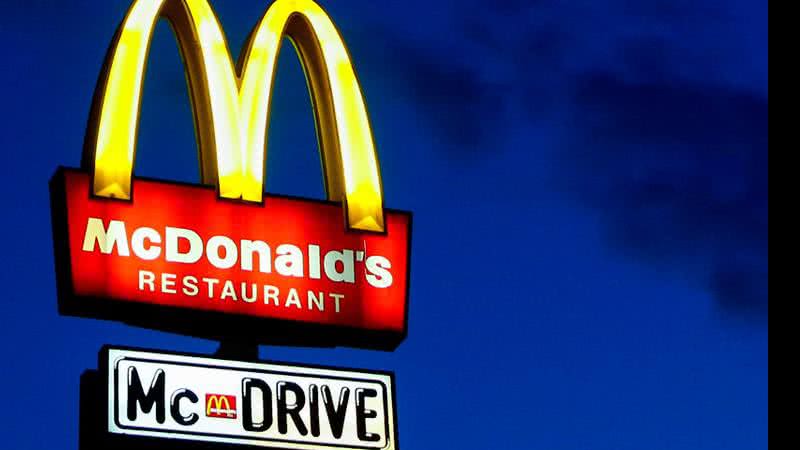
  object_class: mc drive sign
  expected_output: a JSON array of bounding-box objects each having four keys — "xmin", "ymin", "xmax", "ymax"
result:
[{"xmin": 106, "ymin": 348, "xmax": 398, "ymax": 450}]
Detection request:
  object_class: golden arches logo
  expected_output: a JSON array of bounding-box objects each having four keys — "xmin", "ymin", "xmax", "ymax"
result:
[
  {"xmin": 206, "ymin": 394, "xmax": 236, "ymax": 418},
  {"xmin": 84, "ymin": 0, "xmax": 384, "ymax": 232}
]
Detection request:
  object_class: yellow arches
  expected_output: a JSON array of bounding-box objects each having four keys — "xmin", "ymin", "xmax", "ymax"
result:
[{"xmin": 84, "ymin": 0, "xmax": 384, "ymax": 232}]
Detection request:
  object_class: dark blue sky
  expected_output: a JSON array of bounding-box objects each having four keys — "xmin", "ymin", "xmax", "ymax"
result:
[{"xmin": 1, "ymin": 1, "xmax": 767, "ymax": 449}]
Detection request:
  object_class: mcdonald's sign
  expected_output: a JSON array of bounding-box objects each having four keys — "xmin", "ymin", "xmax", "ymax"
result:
[{"xmin": 50, "ymin": 0, "xmax": 411, "ymax": 350}]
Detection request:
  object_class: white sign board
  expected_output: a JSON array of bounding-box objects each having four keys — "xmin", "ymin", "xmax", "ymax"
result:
[{"xmin": 106, "ymin": 348, "xmax": 398, "ymax": 450}]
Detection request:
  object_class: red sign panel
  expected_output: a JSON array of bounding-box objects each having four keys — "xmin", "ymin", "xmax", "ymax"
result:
[{"xmin": 50, "ymin": 168, "xmax": 411, "ymax": 350}]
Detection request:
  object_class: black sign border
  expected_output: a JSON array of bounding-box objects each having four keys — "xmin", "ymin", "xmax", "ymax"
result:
[{"xmin": 51, "ymin": 167, "xmax": 413, "ymax": 352}]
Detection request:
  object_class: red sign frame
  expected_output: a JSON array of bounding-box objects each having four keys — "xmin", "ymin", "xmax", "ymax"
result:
[{"xmin": 50, "ymin": 168, "xmax": 411, "ymax": 350}]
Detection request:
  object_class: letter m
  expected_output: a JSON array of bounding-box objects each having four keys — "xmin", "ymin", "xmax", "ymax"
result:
[
  {"xmin": 127, "ymin": 367, "xmax": 166, "ymax": 424},
  {"xmin": 82, "ymin": 218, "xmax": 130, "ymax": 256}
]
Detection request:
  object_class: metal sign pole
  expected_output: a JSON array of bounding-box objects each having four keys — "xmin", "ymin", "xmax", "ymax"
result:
[{"xmin": 215, "ymin": 340, "xmax": 260, "ymax": 361}]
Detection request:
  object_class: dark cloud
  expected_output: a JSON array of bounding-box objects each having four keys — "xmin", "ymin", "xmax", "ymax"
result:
[
  {"xmin": 389, "ymin": 44, "xmax": 511, "ymax": 151},
  {"xmin": 355, "ymin": 0, "xmax": 768, "ymax": 319},
  {"xmin": 363, "ymin": 0, "xmax": 766, "ymax": 140},
  {"xmin": 366, "ymin": 6, "xmax": 571, "ymax": 155},
  {"xmin": 563, "ymin": 73, "xmax": 768, "ymax": 320}
]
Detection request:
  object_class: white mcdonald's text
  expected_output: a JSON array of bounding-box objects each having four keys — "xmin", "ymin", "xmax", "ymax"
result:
[{"xmin": 81, "ymin": 217, "xmax": 395, "ymax": 313}]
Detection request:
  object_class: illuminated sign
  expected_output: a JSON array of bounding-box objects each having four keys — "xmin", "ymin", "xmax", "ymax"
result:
[
  {"xmin": 50, "ymin": 0, "xmax": 411, "ymax": 350},
  {"xmin": 102, "ymin": 347, "xmax": 398, "ymax": 449}
]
